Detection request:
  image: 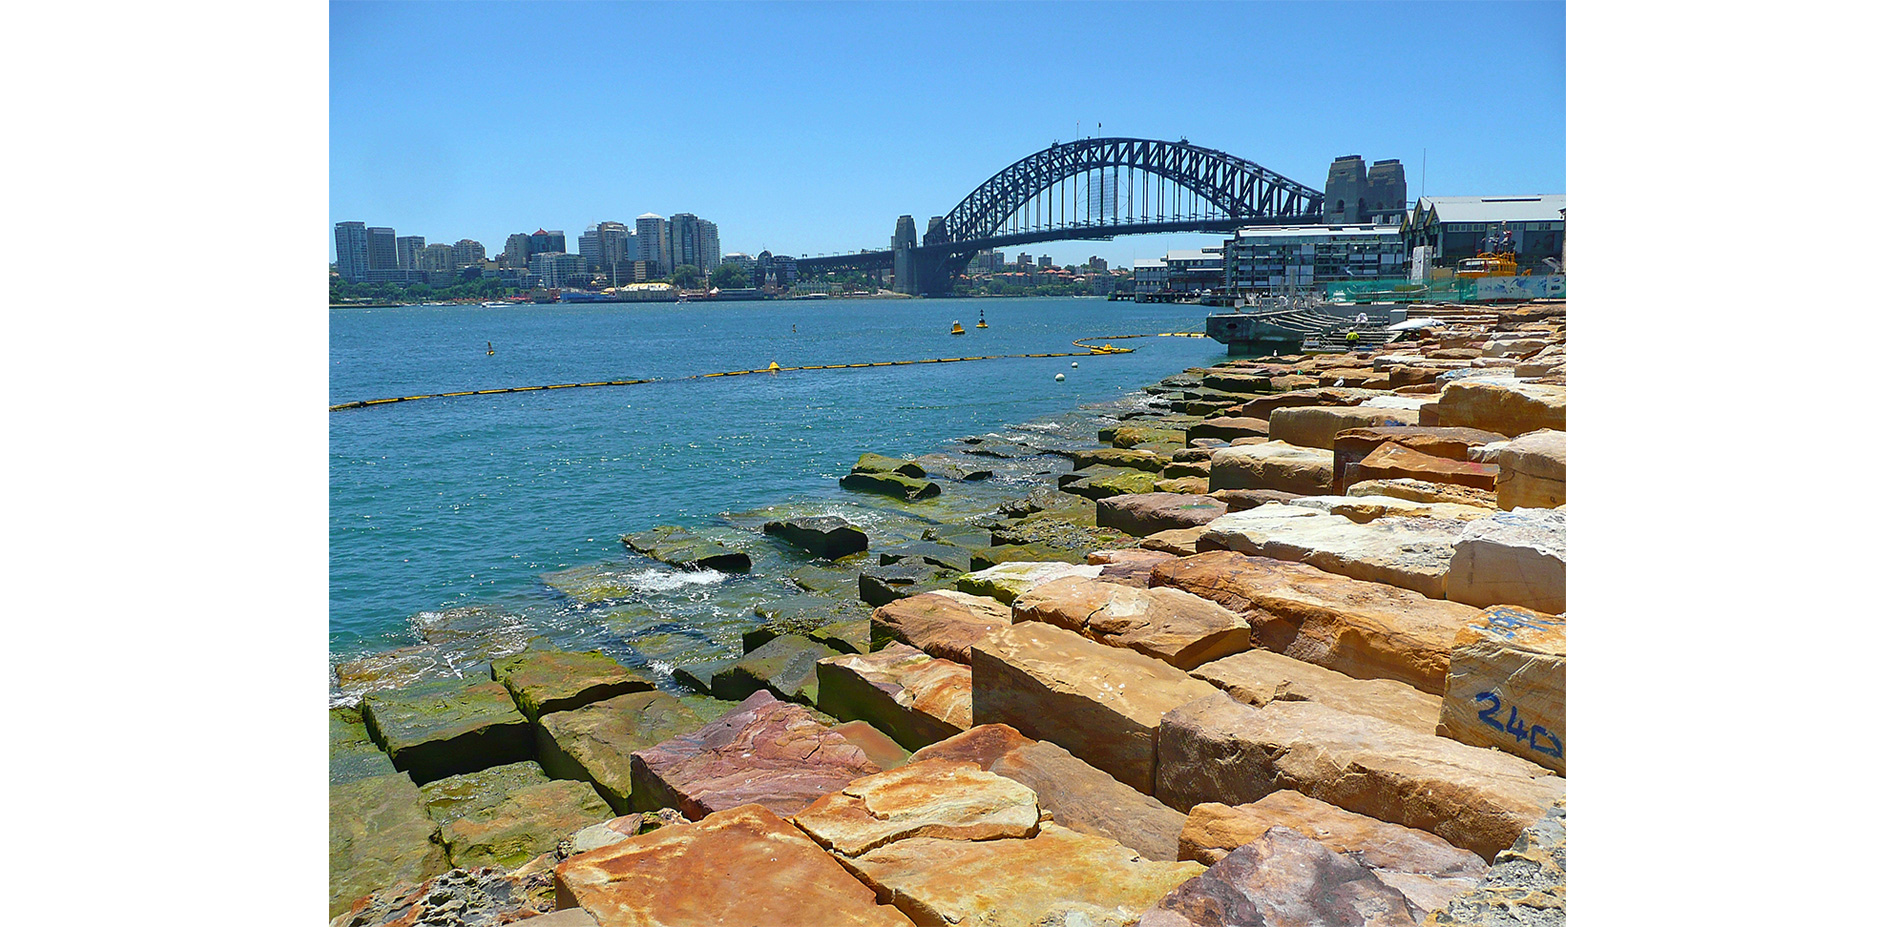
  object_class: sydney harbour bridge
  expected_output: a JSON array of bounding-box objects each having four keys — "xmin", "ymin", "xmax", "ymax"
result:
[{"xmin": 793, "ymin": 137, "xmax": 1331, "ymax": 296}]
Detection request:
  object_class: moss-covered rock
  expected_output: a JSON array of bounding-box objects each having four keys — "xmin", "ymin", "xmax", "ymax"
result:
[
  {"xmin": 421, "ymin": 763, "xmax": 614, "ymax": 870},
  {"xmin": 331, "ymin": 705, "xmax": 399, "ymax": 784},
  {"xmin": 711, "ymin": 634, "xmax": 848, "ymax": 705},
  {"xmin": 538, "ymin": 563, "xmax": 644, "ymax": 605},
  {"xmin": 537, "ymin": 690, "xmax": 732, "ymax": 814},
  {"xmin": 1066, "ymin": 448, "xmax": 1169, "ymax": 473},
  {"xmin": 859, "ymin": 561, "xmax": 958, "ymax": 607},
  {"xmin": 619, "ymin": 525, "xmax": 752, "ymax": 573},
  {"xmin": 1058, "ymin": 465, "xmax": 1158, "ymax": 500},
  {"xmin": 852, "ymin": 453, "xmax": 927, "ymax": 478},
  {"xmin": 839, "ymin": 470, "xmax": 942, "ymax": 501},
  {"xmin": 972, "ymin": 543, "xmax": 1081, "ymax": 570},
  {"xmin": 361, "ymin": 678, "xmax": 534, "ymax": 784},
  {"xmin": 330, "ymin": 773, "xmax": 449, "ymax": 918},
  {"xmin": 490, "ymin": 649, "xmax": 652, "ymax": 722},
  {"xmin": 764, "ymin": 515, "xmax": 871, "ymax": 560},
  {"xmin": 880, "ymin": 540, "xmax": 978, "ymax": 574}
]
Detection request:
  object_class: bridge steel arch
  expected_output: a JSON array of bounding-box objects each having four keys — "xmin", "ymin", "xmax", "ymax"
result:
[{"xmin": 940, "ymin": 137, "xmax": 1324, "ymax": 244}]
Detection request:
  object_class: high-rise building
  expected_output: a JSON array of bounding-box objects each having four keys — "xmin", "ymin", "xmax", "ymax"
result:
[
  {"xmin": 579, "ymin": 228, "xmax": 602, "ymax": 272},
  {"xmin": 668, "ymin": 213, "xmax": 714, "ymax": 273},
  {"xmin": 367, "ymin": 227, "xmax": 398, "ymax": 271},
  {"xmin": 530, "ymin": 252, "xmax": 588, "ymax": 288},
  {"xmin": 334, "ymin": 221, "xmax": 369, "ymax": 282},
  {"xmin": 635, "ymin": 214, "xmax": 668, "ymax": 271},
  {"xmin": 396, "ymin": 235, "xmax": 425, "ymax": 271},
  {"xmin": 504, "ymin": 233, "xmax": 532, "ymax": 268},
  {"xmin": 529, "ymin": 229, "xmax": 566, "ymax": 257},
  {"xmin": 696, "ymin": 221, "xmax": 720, "ymax": 277},
  {"xmin": 451, "ymin": 239, "xmax": 487, "ymax": 267},
  {"xmin": 598, "ymin": 221, "xmax": 631, "ymax": 270}
]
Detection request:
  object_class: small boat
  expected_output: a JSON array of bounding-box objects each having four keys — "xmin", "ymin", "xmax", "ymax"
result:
[
  {"xmin": 480, "ymin": 300, "xmax": 511, "ymax": 308},
  {"xmin": 975, "ymin": 310, "xmax": 988, "ymax": 329},
  {"xmin": 951, "ymin": 321, "xmax": 966, "ymax": 335}
]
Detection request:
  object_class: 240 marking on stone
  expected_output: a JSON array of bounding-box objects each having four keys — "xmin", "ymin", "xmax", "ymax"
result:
[{"xmin": 1473, "ymin": 691, "xmax": 1563, "ymax": 759}]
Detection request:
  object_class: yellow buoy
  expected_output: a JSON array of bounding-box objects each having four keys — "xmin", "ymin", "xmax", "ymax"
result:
[
  {"xmin": 951, "ymin": 322, "xmax": 966, "ymax": 335},
  {"xmin": 768, "ymin": 361, "xmax": 781, "ymax": 372}
]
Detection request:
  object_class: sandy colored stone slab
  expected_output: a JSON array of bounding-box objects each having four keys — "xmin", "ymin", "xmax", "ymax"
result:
[
  {"xmin": 554, "ymin": 803, "xmax": 914, "ymax": 927},
  {"xmin": 1235, "ymin": 387, "xmax": 1385, "ymax": 420},
  {"xmin": 1439, "ymin": 606, "xmax": 1567, "ymax": 775},
  {"xmin": 1142, "ymin": 526, "xmax": 1209, "ymax": 557},
  {"xmin": 1096, "ymin": 492, "xmax": 1229, "ymax": 537},
  {"xmin": 991, "ymin": 739, "xmax": 1188, "ymax": 863},
  {"xmin": 361, "ymin": 678, "xmax": 534, "ymax": 785},
  {"xmin": 1184, "ymin": 416, "xmax": 1276, "ymax": 443},
  {"xmin": 1208, "ymin": 441, "xmax": 1335, "ymax": 494},
  {"xmin": 1493, "ymin": 430, "xmax": 1566, "ymax": 511},
  {"xmin": 1356, "ymin": 442, "xmax": 1499, "ymax": 492},
  {"xmin": 1446, "ymin": 510, "xmax": 1566, "ymax": 613},
  {"xmin": 1433, "ymin": 381, "xmax": 1565, "ymax": 437},
  {"xmin": 1090, "ymin": 548, "xmax": 1182, "ymax": 587},
  {"xmin": 956, "ymin": 560, "xmax": 1102, "ymax": 605},
  {"xmin": 971, "ymin": 622, "xmax": 1222, "ymax": 793},
  {"xmin": 843, "ymin": 824, "xmax": 1205, "ymax": 927},
  {"xmin": 1140, "ymin": 827, "xmax": 1428, "ymax": 926},
  {"xmin": 1180, "ymin": 791, "xmax": 1486, "ymax": 916},
  {"xmin": 833, "ymin": 720, "xmax": 912, "ymax": 771},
  {"xmin": 1151, "ymin": 551, "xmax": 1478, "ymax": 693},
  {"xmin": 792, "ymin": 759, "xmax": 1040, "ymax": 856},
  {"xmin": 816, "ymin": 643, "xmax": 973, "ymax": 751},
  {"xmin": 1157, "ymin": 695, "xmax": 1564, "ymax": 861},
  {"xmin": 908, "ymin": 722, "xmax": 1038, "ymax": 768},
  {"xmin": 491, "ymin": 650, "xmax": 652, "ymax": 722},
  {"xmin": 1012, "ymin": 575, "xmax": 1251, "ymax": 669},
  {"xmin": 537, "ymin": 690, "xmax": 731, "ymax": 814},
  {"xmin": 1190, "ymin": 649, "xmax": 1443, "ymax": 734},
  {"xmin": 329, "ymin": 773, "xmax": 451, "ymax": 918},
  {"xmin": 1349, "ymin": 479, "xmax": 1497, "ymax": 508},
  {"xmin": 1199, "ymin": 504, "xmax": 1463, "ymax": 601},
  {"xmin": 627, "ymin": 690, "xmax": 882, "ymax": 820},
  {"xmin": 871, "ymin": 590, "xmax": 1013, "ymax": 663},
  {"xmin": 1333, "ymin": 427, "xmax": 1507, "ymax": 493},
  {"xmin": 1268, "ymin": 406, "xmax": 1422, "ymax": 451}
]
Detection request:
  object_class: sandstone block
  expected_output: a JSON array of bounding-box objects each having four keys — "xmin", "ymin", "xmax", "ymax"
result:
[
  {"xmin": 956, "ymin": 560, "xmax": 1101, "ymax": 605},
  {"xmin": 871, "ymin": 589, "xmax": 1013, "ymax": 663},
  {"xmin": 1012, "ymin": 575, "xmax": 1251, "ymax": 669},
  {"xmin": 627, "ymin": 691, "xmax": 882, "ymax": 819},
  {"xmin": 833, "ymin": 720, "xmax": 912, "ymax": 770},
  {"xmin": 1493, "ymin": 430, "xmax": 1566, "ymax": 511},
  {"xmin": 422, "ymin": 764, "xmax": 615, "ymax": 870},
  {"xmin": 1184, "ymin": 416, "xmax": 1275, "ymax": 443},
  {"xmin": 991, "ymin": 739, "xmax": 1189, "ymax": 863},
  {"xmin": 1234, "ymin": 387, "xmax": 1384, "ymax": 420},
  {"xmin": 1178, "ymin": 791, "xmax": 1486, "ymax": 916},
  {"xmin": 537, "ymin": 691, "xmax": 731, "ymax": 814},
  {"xmin": 840, "ymin": 470, "xmax": 942, "ymax": 500},
  {"xmin": 908, "ymin": 722, "xmax": 1038, "ymax": 768},
  {"xmin": 1058, "ymin": 465, "xmax": 1159, "ymax": 500},
  {"xmin": 816, "ymin": 643, "xmax": 973, "ymax": 751},
  {"xmin": 330, "ymin": 774, "xmax": 450, "ymax": 918},
  {"xmin": 1139, "ymin": 826, "xmax": 1430, "ymax": 926},
  {"xmin": 971, "ymin": 622, "xmax": 1221, "ymax": 793},
  {"xmin": 841, "ymin": 824, "xmax": 1204, "ymax": 927},
  {"xmin": 792, "ymin": 759, "xmax": 1040, "ymax": 856},
  {"xmin": 1434, "ymin": 381, "xmax": 1566, "ymax": 437},
  {"xmin": 1332, "ymin": 426, "xmax": 1507, "ymax": 493},
  {"xmin": 1348, "ymin": 479, "xmax": 1497, "ymax": 509},
  {"xmin": 1150, "ymin": 551, "xmax": 1480, "ymax": 692},
  {"xmin": 619, "ymin": 525, "xmax": 751, "ymax": 573},
  {"xmin": 1446, "ymin": 510, "xmax": 1566, "ymax": 613},
  {"xmin": 1097, "ymin": 492, "xmax": 1229, "ymax": 537},
  {"xmin": 1356, "ymin": 442, "xmax": 1499, "ymax": 492},
  {"xmin": 1208, "ymin": 441, "xmax": 1334, "ymax": 494},
  {"xmin": 1142, "ymin": 526, "xmax": 1209, "ymax": 557},
  {"xmin": 709, "ymin": 633, "xmax": 842, "ymax": 705},
  {"xmin": 1089, "ymin": 547, "xmax": 1182, "ymax": 587},
  {"xmin": 1190, "ymin": 648, "xmax": 1443, "ymax": 734},
  {"xmin": 1268, "ymin": 406, "xmax": 1421, "ymax": 451},
  {"xmin": 1156, "ymin": 695, "xmax": 1564, "ymax": 861},
  {"xmin": 859, "ymin": 560, "xmax": 956, "ymax": 607},
  {"xmin": 1439, "ymin": 606, "xmax": 1567, "ymax": 775},
  {"xmin": 1199, "ymin": 503, "xmax": 1468, "ymax": 601},
  {"xmin": 331, "ymin": 706, "xmax": 399, "ymax": 784},
  {"xmin": 853, "ymin": 453, "xmax": 927, "ymax": 478},
  {"xmin": 491, "ymin": 650, "xmax": 652, "ymax": 723},
  {"xmin": 880, "ymin": 540, "xmax": 976, "ymax": 574},
  {"xmin": 1071, "ymin": 447, "xmax": 1170, "ymax": 472},
  {"xmin": 361, "ymin": 678, "xmax": 534, "ymax": 784},
  {"xmin": 1156, "ymin": 476, "xmax": 1212, "ymax": 495},
  {"xmin": 554, "ymin": 803, "xmax": 914, "ymax": 927},
  {"xmin": 765, "ymin": 515, "xmax": 871, "ymax": 559}
]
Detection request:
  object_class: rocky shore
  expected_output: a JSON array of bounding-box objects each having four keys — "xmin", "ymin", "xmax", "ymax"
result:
[{"xmin": 331, "ymin": 302, "xmax": 1568, "ymax": 926}]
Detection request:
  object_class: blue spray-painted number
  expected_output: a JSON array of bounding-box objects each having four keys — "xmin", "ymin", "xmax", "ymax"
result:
[{"xmin": 1474, "ymin": 691, "xmax": 1563, "ymax": 759}]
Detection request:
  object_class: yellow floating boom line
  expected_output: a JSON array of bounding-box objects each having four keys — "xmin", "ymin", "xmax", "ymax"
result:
[{"xmin": 331, "ymin": 331, "xmax": 1187, "ymax": 411}]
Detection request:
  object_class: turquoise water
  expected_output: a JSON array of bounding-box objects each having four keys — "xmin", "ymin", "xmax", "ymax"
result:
[{"xmin": 330, "ymin": 296, "xmax": 1225, "ymax": 694}]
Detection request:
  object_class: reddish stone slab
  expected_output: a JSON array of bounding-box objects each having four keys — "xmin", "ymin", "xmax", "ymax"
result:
[{"xmin": 626, "ymin": 690, "xmax": 881, "ymax": 820}]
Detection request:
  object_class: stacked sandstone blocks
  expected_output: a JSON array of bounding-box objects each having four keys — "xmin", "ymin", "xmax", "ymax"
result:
[{"xmin": 333, "ymin": 305, "xmax": 1568, "ymax": 926}]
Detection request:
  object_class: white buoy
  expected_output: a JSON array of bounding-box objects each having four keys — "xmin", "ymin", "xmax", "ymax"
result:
[
  {"xmin": 1055, "ymin": 373, "xmax": 1066, "ymax": 381},
  {"xmin": 1071, "ymin": 361, "xmax": 1078, "ymax": 368}
]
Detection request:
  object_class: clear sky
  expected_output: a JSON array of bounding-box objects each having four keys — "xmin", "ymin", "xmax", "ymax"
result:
[{"xmin": 331, "ymin": 1, "xmax": 1565, "ymax": 268}]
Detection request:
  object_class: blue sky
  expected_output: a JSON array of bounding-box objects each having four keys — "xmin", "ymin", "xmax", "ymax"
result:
[{"xmin": 331, "ymin": 1, "xmax": 1564, "ymax": 268}]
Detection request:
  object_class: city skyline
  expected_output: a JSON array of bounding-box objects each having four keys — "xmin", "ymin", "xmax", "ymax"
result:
[{"xmin": 330, "ymin": 1, "xmax": 1565, "ymax": 269}]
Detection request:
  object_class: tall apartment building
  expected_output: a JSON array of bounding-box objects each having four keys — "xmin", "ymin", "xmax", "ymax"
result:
[
  {"xmin": 530, "ymin": 252, "xmax": 587, "ymax": 288},
  {"xmin": 598, "ymin": 221, "xmax": 631, "ymax": 270},
  {"xmin": 367, "ymin": 227, "xmax": 398, "ymax": 272},
  {"xmin": 503, "ymin": 233, "xmax": 532, "ymax": 268},
  {"xmin": 667, "ymin": 213, "xmax": 716, "ymax": 272},
  {"xmin": 451, "ymin": 239, "xmax": 486, "ymax": 267},
  {"xmin": 334, "ymin": 221, "xmax": 369, "ymax": 282},
  {"xmin": 696, "ymin": 221, "xmax": 720, "ymax": 276},
  {"xmin": 418, "ymin": 243, "xmax": 455, "ymax": 273},
  {"xmin": 579, "ymin": 228, "xmax": 602, "ymax": 271},
  {"xmin": 396, "ymin": 235, "xmax": 425, "ymax": 271},
  {"xmin": 529, "ymin": 229, "xmax": 566, "ymax": 258},
  {"xmin": 635, "ymin": 214, "xmax": 668, "ymax": 271}
]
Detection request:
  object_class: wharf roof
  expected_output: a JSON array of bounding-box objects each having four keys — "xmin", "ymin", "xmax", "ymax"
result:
[
  {"xmin": 1164, "ymin": 248, "xmax": 1223, "ymax": 262},
  {"xmin": 1132, "ymin": 259, "xmax": 1166, "ymax": 268},
  {"xmin": 1233, "ymin": 225, "xmax": 1400, "ymax": 239},
  {"xmin": 1415, "ymin": 195, "xmax": 1566, "ymax": 223}
]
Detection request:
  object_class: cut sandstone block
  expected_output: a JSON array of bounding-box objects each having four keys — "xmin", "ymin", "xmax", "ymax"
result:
[
  {"xmin": 329, "ymin": 774, "xmax": 451, "ymax": 918},
  {"xmin": 361, "ymin": 678, "xmax": 534, "ymax": 785},
  {"xmin": 491, "ymin": 650, "xmax": 652, "ymax": 723},
  {"xmin": 1207, "ymin": 441, "xmax": 1334, "ymax": 494},
  {"xmin": 1178, "ymin": 791, "xmax": 1486, "ymax": 917},
  {"xmin": 1356, "ymin": 442, "xmax": 1499, "ymax": 492},
  {"xmin": 1446, "ymin": 509, "xmax": 1566, "ymax": 613},
  {"xmin": 1011, "ymin": 575, "xmax": 1251, "ymax": 669},
  {"xmin": 536, "ymin": 690, "xmax": 731, "ymax": 814},
  {"xmin": 1189, "ymin": 649, "xmax": 1443, "ymax": 735},
  {"xmin": 1142, "ymin": 526, "xmax": 1208, "ymax": 557},
  {"xmin": 972, "ymin": 622, "xmax": 1222, "ymax": 794},
  {"xmin": 626, "ymin": 690, "xmax": 882, "ymax": 820},
  {"xmin": 815, "ymin": 643, "xmax": 973, "ymax": 751},
  {"xmin": 1333, "ymin": 426, "xmax": 1506, "ymax": 493},
  {"xmin": 1156, "ymin": 694, "xmax": 1564, "ymax": 861},
  {"xmin": 1198, "ymin": 504, "xmax": 1464, "ymax": 601},
  {"xmin": 1096, "ymin": 492, "xmax": 1229, "ymax": 537},
  {"xmin": 1439, "ymin": 606, "xmax": 1567, "ymax": 775},
  {"xmin": 1150, "ymin": 552, "xmax": 1480, "ymax": 694},
  {"xmin": 1434, "ymin": 380, "xmax": 1566, "ymax": 437},
  {"xmin": 1493, "ymin": 429, "xmax": 1566, "ymax": 511},
  {"xmin": 554, "ymin": 803, "xmax": 914, "ymax": 927},
  {"xmin": 840, "ymin": 824, "xmax": 1205, "ymax": 927},
  {"xmin": 870, "ymin": 589, "xmax": 1012, "ymax": 663},
  {"xmin": 1267, "ymin": 406, "xmax": 1422, "ymax": 450},
  {"xmin": 791, "ymin": 759, "xmax": 1040, "ymax": 856},
  {"xmin": 956, "ymin": 560, "xmax": 1102, "ymax": 605},
  {"xmin": 1138, "ymin": 827, "xmax": 1432, "ymax": 927},
  {"xmin": 1089, "ymin": 548, "xmax": 1182, "ymax": 587}
]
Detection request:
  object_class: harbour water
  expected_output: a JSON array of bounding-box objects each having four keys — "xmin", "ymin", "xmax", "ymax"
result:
[{"xmin": 330, "ymin": 296, "xmax": 1227, "ymax": 701}]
